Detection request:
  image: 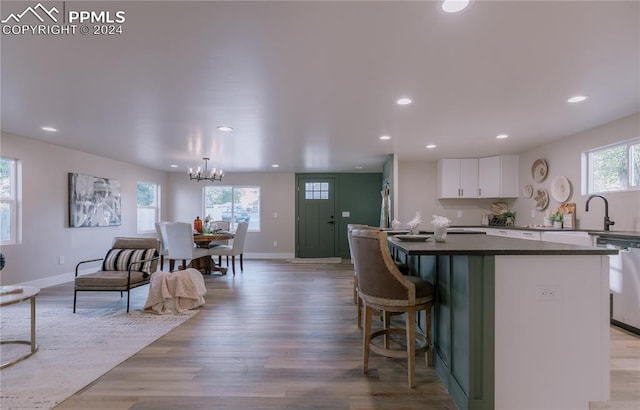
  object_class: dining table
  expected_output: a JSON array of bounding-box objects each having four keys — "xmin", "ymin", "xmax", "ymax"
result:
[{"xmin": 192, "ymin": 231, "xmax": 235, "ymax": 275}]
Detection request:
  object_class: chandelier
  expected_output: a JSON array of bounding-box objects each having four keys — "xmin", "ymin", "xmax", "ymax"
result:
[{"xmin": 188, "ymin": 157, "xmax": 224, "ymax": 182}]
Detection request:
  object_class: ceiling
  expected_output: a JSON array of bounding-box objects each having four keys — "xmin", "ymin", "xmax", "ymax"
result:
[{"xmin": 1, "ymin": 1, "xmax": 639, "ymax": 174}]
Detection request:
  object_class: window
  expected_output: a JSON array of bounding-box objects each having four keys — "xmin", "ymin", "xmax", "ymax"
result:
[
  {"xmin": 0, "ymin": 157, "xmax": 19, "ymax": 244},
  {"xmin": 137, "ymin": 182, "xmax": 160, "ymax": 233},
  {"xmin": 585, "ymin": 138, "xmax": 640, "ymax": 194},
  {"xmin": 304, "ymin": 182, "xmax": 329, "ymax": 199},
  {"xmin": 204, "ymin": 186, "xmax": 260, "ymax": 231}
]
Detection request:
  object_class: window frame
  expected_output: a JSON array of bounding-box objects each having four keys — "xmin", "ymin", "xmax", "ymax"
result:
[
  {"xmin": 583, "ymin": 137, "xmax": 640, "ymax": 195},
  {"xmin": 136, "ymin": 181, "xmax": 161, "ymax": 234},
  {"xmin": 203, "ymin": 185, "xmax": 261, "ymax": 232},
  {"xmin": 304, "ymin": 182, "xmax": 330, "ymax": 200},
  {"xmin": 0, "ymin": 157, "xmax": 20, "ymax": 245}
]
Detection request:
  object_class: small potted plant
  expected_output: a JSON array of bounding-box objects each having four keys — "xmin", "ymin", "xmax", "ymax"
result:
[
  {"xmin": 501, "ymin": 210, "xmax": 516, "ymax": 226},
  {"xmin": 549, "ymin": 211, "xmax": 563, "ymax": 229}
]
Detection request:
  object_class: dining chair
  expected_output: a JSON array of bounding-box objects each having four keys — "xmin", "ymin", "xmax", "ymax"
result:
[
  {"xmin": 351, "ymin": 228, "xmax": 434, "ymax": 388},
  {"xmin": 209, "ymin": 221, "xmax": 248, "ymax": 275},
  {"xmin": 164, "ymin": 222, "xmax": 211, "ymax": 272},
  {"xmin": 155, "ymin": 221, "xmax": 169, "ymax": 270},
  {"xmin": 211, "ymin": 220, "xmax": 231, "ymax": 232},
  {"xmin": 209, "ymin": 220, "xmax": 231, "ymax": 265}
]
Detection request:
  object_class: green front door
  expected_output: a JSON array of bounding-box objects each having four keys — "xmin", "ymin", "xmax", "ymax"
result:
[{"xmin": 297, "ymin": 178, "xmax": 335, "ymax": 257}]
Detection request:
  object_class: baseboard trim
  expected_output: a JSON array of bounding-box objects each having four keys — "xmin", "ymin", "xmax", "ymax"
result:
[
  {"xmin": 244, "ymin": 252, "xmax": 295, "ymax": 260},
  {"xmin": 17, "ymin": 271, "xmax": 75, "ymax": 289}
]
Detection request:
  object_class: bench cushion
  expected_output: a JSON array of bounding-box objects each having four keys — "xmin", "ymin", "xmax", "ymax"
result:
[
  {"xmin": 102, "ymin": 248, "xmax": 157, "ymax": 274},
  {"xmin": 75, "ymin": 270, "xmax": 149, "ymax": 289}
]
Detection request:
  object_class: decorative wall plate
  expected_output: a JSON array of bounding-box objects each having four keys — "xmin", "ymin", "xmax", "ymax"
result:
[
  {"xmin": 523, "ymin": 184, "xmax": 533, "ymax": 198},
  {"xmin": 533, "ymin": 188, "xmax": 549, "ymax": 211},
  {"xmin": 531, "ymin": 159, "xmax": 548, "ymax": 182},
  {"xmin": 550, "ymin": 176, "xmax": 571, "ymax": 203}
]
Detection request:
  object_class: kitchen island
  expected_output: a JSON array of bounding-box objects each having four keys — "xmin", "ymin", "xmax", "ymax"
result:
[{"xmin": 388, "ymin": 233, "xmax": 617, "ymax": 410}]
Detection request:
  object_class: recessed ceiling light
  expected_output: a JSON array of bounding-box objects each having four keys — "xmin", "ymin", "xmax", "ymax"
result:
[
  {"xmin": 169, "ymin": 164, "xmax": 179, "ymax": 168},
  {"xmin": 567, "ymin": 95, "xmax": 588, "ymax": 103},
  {"xmin": 396, "ymin": 98, "xmax": 412, "ymax": 105},
  {"xmin": 442, "ymin": 0, "xmax": 470, "ymax": 13},
  {"xmin": 272, "ymin": 164, "xmax": 279, "ymax": 168},
  {"xmin": 379, "ymin": 135, "xmax": 391, "ymax": 140},
  {"xmin": 426, "ymin": 144, "xmax": 437, "ymax": 149},
  {"xmin": 496, "ymin": 134, "xmax": 509, "ymax": 140},
  {"xmin": 217, "ymin": 126, "xmax": 234, "ymax": 132},
  {"xmin": 41, "ymin": 126, "xmax": 57, "ymax": 132}
]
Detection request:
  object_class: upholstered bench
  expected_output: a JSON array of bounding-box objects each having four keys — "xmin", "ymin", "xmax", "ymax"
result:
[{"xmin": 73, "ymin": 237, "xmax": 160, "ymax": 313}]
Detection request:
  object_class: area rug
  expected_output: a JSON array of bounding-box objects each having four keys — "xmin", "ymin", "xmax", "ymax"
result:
[
  {"xmin": 0, "ymin": 305, "xmax": 198, "ymax": 409},
  {"xmin": 287, "ymin": 257, "xmax": 343, "ymax": 264}
]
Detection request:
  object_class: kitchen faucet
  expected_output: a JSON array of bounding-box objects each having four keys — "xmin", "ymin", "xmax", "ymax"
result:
[{"xmin": 585, "ymin": 194, "xmax": 615, "ymax": 231}]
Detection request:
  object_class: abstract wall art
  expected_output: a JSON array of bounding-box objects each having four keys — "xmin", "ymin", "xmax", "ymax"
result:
[{"xmin": 68, "ymin": 173, "xmax": 121, "ymax": 227}]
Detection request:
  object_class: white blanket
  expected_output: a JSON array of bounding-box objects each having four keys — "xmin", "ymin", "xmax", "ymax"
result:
[{"xmin": 144, "ymin": 268, "xmax": 207, "ymax": 314}]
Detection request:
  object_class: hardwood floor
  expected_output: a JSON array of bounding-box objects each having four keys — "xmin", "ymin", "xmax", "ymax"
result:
[
  {"xmin": 592, "ymin": 326, "xmax": 640, "ymax": 410},
  {"xmin": 23, "ymin": 260, "xmax": 640, "ymax": 409}
]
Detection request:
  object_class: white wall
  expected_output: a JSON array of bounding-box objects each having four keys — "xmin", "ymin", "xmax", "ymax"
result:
[
  {"xmin": 396, "ymin": 113, "xmax": 639, "ymax": 231},
  {"xmin": 167, "ymin": 171, "xmax": 295, "ymax": 258},
  {"xmin": 0, "ymin": 132, "xmax": 297, "ymax": 287},
  {"xmin": 0, "ymin": 132, "xmax": 169, "ymax": 287},
  {"xmin": 396, "ymin": 160, "xmax": 511, "ymax": 228},
  {"xmin": 2, "ymin": 113, "xmax": 637, "ymax": 286},
  {"xmin": 513, "ymin": 112, "xmax": 640, "ymax": 231}
]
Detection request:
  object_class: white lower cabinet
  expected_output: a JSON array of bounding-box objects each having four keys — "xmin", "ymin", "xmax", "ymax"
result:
[
  {"xmin": 540, "ymin": 231, "xmax": 593, "ymax": 246},
  {"xmin": 486, "ymin": 229, "xmax": 541, "ymax": 240},
  {"xmin": 519, "ymin": 231, "xmax": 541, "ymax": 241}
]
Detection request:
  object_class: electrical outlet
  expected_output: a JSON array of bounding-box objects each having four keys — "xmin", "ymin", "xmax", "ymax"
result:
[
  {"xmin": 59, "ymin": 256, "xmax": 64, "ymax": 264},
  {"xmin": 536, "ymin": 285, "xmax": 561, "ymax": 301},
  {"xmin": 273, "ymin": 241, "xmax": 278, "ymax": 247},
  {"xmin": 457, "ymin": 210, "xmax": 463, "ymax": 218}
]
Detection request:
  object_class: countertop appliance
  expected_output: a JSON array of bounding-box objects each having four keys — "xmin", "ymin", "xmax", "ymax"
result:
[{"xmin": 596, "ymin": 236, "xmax": 640, "ymax": 335}]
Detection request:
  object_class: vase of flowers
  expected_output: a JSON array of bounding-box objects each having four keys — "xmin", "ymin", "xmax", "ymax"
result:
[{"xmin": 407, "ymin": 212, "xmax": 422, "ymax": 235}]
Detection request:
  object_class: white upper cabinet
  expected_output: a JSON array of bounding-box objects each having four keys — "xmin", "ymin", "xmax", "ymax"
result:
[
  {"xmin": 438, "ymin": 155, "xmax": 519, "ymax": 199},
  {"xmin": 478, "ymin": 155, "xmax": 519, "ymax": 198},
  {"xmin": 437, "ymin": 158, "xmax": 479, "ymax": 198}
]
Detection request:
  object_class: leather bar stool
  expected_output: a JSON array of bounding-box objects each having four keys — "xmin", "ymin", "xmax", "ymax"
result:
[
  {"xmin": 347, "ymin": 224, "xmax": 376, "ymax": 328},
  {"xmin": 347, "ymin": 224, "xmax": 411, "ymax": 329},
  {"xmin": 350, "ymin": 228, "xmax": 434, "ymax": 388}
]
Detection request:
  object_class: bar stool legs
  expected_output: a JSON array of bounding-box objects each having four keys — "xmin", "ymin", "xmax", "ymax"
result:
[
  {"xmin": 362, "ymin": 304, "xmax": 373, "ymax": 375},
  {"xmin": 362, "ymin": 303, "xmax": 432, "ymax": 388}
]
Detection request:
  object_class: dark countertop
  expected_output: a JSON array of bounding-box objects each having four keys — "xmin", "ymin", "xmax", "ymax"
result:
[
  {"xmin": 388, "ymin": 234, "xmax": 618, "ymax": 256},
  {"xmin": 454, "ymin": 225, "xmax": 640, "ymax": 241},
  {"xmin": 585, "ymin": 231, "xmax": 640, "ymax": 241}
]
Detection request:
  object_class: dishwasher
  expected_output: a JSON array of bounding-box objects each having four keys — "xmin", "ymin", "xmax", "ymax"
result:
[{"xmin": 596, "ymin": 236, "xmax": 640, "ymax": 335}]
